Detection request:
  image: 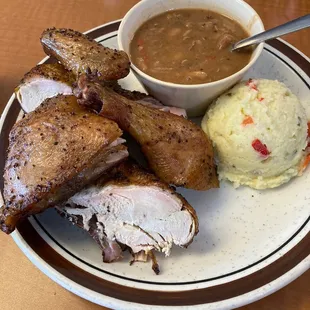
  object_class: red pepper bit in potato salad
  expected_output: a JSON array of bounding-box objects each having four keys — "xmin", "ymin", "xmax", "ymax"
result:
[
  {"xmin": 300, "ymin": 122, "xmax": 310, "ymax": 172},
  {"xmin": 300, "ymin": 153, "xmax": 310, "ymax": 174},
  {"xmin": 246, "ymin": 78, "xmax": 258, "ymax": 91},
  {"xmin": 242, "ymin": 115, "xmax": 254, "ymax": 126},
  {"xmin": 251, "ymin": 139, "xmax": 271, "ymax": 157}
]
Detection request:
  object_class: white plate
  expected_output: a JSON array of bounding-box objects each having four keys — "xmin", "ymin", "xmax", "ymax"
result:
[{"xmin": 0, "ymin": 20, "xmax": 309, "ymax": 310}]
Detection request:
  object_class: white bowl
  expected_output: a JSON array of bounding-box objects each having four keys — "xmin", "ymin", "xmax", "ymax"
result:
[{"xmin": 118, "ymin": 0, "xmax": 265, "ymax": 116}]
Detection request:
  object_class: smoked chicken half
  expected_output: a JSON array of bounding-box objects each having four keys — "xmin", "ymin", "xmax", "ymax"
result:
[
  {"xmin": 77, "ymin": 76, "xmax": 219, "ymax": 190},
  {"xmin": 0, "ymin": 95, "xmax": 128, "ymax": 234},
  {"xmin": 57, "ymin": 160, "xmax": 198, "ymax": 274}
]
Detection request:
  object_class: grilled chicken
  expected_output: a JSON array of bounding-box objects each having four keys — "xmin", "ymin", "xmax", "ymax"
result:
[
  {"xmin": 0, "ymin": 95, "xmax": 128, "ymax": 234},
  {"xmin": 15, "ymin": 63, "xmax": 75, "ymax": 113},
  {"xmin": 57, "ymin": 160, "xmax": 198, "ymax": 274},
  {"xmin": 77, "ymin": 76, "xmax": 219, "ymax": 190},
  {"xmin": 41, "ymin": 28, "xmax": 130, "ymax": 81}
]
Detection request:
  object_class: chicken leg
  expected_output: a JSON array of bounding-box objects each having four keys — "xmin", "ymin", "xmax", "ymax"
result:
[{"xmin": 77, "ymin": 76, "xmax": 219, "ymax": 190}]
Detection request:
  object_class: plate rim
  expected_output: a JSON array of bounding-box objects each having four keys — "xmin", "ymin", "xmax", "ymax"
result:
[
  {"xmin": 0, "ymin": 19, "xmax": 309, "ymax": 309},
  {"xmin": 11, "ymin": 227, "xmax": 310, "ymax": 310}
]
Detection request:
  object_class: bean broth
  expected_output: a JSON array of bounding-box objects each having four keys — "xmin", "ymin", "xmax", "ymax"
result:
[{"xmin": 130, "ymin": 9, "xmax": 252, "ymax": 84}]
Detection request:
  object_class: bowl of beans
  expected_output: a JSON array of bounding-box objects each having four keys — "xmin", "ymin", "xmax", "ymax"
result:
[{"xmin": 118, "ymin": 0, "xmax": 264, "ymax": 116}]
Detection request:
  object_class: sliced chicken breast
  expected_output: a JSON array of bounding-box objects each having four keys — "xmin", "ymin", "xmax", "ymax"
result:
[
  {"xmin": 15, "ymin": 63, "xmax": 75, "ymax": 113},
  {"xmin": 57, "ymin": 160, "xmax": 198, "ymax": 274}
]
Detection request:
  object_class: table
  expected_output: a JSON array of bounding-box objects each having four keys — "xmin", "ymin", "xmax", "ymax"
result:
[{"xmin": 0, "ymin": 1, "xmax": 309, "ymax": 309}]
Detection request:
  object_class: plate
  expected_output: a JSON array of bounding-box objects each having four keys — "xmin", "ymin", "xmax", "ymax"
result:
[{"xmin": 0, "ymin": 20, "xmax": 309, "ymax": 310}]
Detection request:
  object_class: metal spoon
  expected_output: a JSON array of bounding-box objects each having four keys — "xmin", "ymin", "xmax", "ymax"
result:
[{"xmin": 232, "ymin": 14, "xmax": 310, "ymax": 51}]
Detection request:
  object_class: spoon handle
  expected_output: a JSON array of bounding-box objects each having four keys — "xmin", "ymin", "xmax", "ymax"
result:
[{"xmin": 232, "ymin": 14, "xmax": 310, "ymax": 50}]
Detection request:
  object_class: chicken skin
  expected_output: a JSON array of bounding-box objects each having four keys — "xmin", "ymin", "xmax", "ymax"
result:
[
  {"xmin": 41, "ymin": 28, "xmax": 130, "ymax": 81},
  {"xmin": 77, "ymin": 76, "xmax": 219, "ymax": 190},
  {"xmin": 57, "ymin": 160, "xmax": 198, "ymax": 274},
  {"xmin": 0, "ymin": 95, "xmax": 128, "ymax": 234}
]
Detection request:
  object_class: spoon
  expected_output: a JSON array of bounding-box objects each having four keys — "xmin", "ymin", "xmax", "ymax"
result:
[{"xmin": 232, "ymin": 14, "xmax": 310, "ymax": 51}]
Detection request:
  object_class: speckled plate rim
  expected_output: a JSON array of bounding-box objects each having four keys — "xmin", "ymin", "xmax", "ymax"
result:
[{"xmin": 0, "ymin": 19, "xmax": 309, "ymax": 309}]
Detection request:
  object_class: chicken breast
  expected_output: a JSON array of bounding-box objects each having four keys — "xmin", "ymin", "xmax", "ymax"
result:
[
  {"xmin": 15, "ymin": 63, "xmax": 75, "ymax": 113},
  {"xmin": 77, "ymin": 76, "xmax": 219, "ymax": 190},
  {"xmin": 41, "ymin": 28, "xmax": 130, "ymax": 81},
  {"xmin": 0, "ymin": 95, "xmax": 128, "ymax": 234},
  {"xmin": 57, "ymin": 160, "xmax": 198, "ymax": 274}
]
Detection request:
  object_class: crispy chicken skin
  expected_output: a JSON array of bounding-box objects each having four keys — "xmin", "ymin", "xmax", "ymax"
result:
[
  {"xmin": 15, "ymin": 63, "xmax": 75, "ymax": 113},
  {"xmin": 40, "ymin": 28, "xmax": 130, "ymax": 81},
  {"xmin": 0, "ymin": 95, "xmax": 128, "ymax": 234},
  {"xmin": 57, "ymin": 160, "xmax": 198, "ymax": 273},
  {"xmin": 77, "ymin": 76, "xmax": 219, "ymax": 190}
]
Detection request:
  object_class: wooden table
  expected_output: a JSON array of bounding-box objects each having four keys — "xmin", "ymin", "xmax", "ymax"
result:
[{"xmin": 0, "ymin": 0, "xmax": 309, "ymax": 309}]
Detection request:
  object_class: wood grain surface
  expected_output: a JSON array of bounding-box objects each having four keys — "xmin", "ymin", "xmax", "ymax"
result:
[{"xmin": 0, "ymin": 1, "xmax": 309, "ymax": 309}]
